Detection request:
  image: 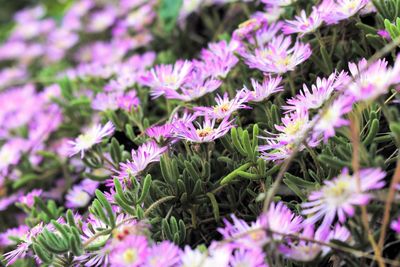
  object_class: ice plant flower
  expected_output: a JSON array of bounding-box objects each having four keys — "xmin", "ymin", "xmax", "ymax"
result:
[
  {"xmin": 261, "ymin": 0, "xmax": 297, "ymax": 6},
  {"xmin": 194, "ymin": 90, "xmax": 250, "ymax": 119},
  {"xmin": 282, "ymin": 7, "xmax": 323, "ymax": 36},
  {"xmin": 391, "ymin": 216, "xmax": 400, "ymax": 234},
  {"xmin": 302, "ymin": 168, "xmax": 386, "ymax": 227},
  {"xmin": 346, "ymin": 58, "xmax": 394, "ymax": 101},
  {"xmin": 280, "ymin": 223, "xmax": 351, "ymax": 261},
  {"xmin": 311, "ymin": 95, "xmax": 354, "ymax": 142},
  {"xmin": 180, "ymin": 245, "xmax": 231, "ymax": 267},
  {"xmin": 109, "ymin": 235, "xmax": 149, "ymax": 267},
  {"xmin": 68, "ymin": 121, "xmax": 115, "ymax": 158},
  {"xmin": 283, "ymin": 71, "xmax": 349, "ymax": 112},
  {"xmin": 174, "ymin": 116, "xmax": 234, "ymax": 143},
  {"xmin": 139, "ymin": 60, "xmax": 193, "ymax": 99},
  {"xmin": 0, "ymin": 225, "xmax": 29, "ymax": 247},
  {"xmin": 229, "ymin": 248, "xmax": 268, "ymax": 267},
  {"xmin": 259, "ymin": 109, "xmax": 317, "ymax": 161},
  {"xmin": 65, "ymin": 179, "xmax": 99, "ymax": 208},
  {"xmin": 244, "ymin": 76, "xmax": 283, "ymax": 102},
  {"xmin": 4, "ymin": 223, "xmax": 43, "ymax": 266},
  {"xmin": 241, "ymin": 35, "xmax": 312, "ymax": 74},
  {"xmin": 264, "ymin": 201, "xmax": 304, "ymax": 240},
  {"xmin": 199, "ymin": 40, "xmax": 239, "ymax": 78},
  {"xmin": 319, "ymin": 0, "xmax": 368, "ymax": 25},
  {"xmin": 113, "ymin": 141, "xmax": 167, "ymax": 184},
  {"xmin": 18, "ymin": 189, "xmax": 42, "ymax": 208},
  {"xmin": 145, "ymin": 241, "xmax": 181, "ymax": 267}
]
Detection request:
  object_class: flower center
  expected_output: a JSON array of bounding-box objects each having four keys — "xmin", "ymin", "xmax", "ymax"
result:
[
  {"xmin": 196, "ymin": 127, "xmax": 213, "ymax": 138},
  {"xmin": 214, "ymin": 103, "xmax": 230, "ymax": 113},
  {"xmin": 122, "ymin": 248, "xmax": 138, "ymax": 264}
]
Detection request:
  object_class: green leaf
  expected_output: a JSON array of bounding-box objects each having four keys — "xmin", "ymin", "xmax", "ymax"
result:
[
  {"xmin": 158, "ymin": 0, "xmax": 183, "ymax": 32},
  {"xmin": 137, "ymin": 174, "xmax": 152, "ymax": 203}
]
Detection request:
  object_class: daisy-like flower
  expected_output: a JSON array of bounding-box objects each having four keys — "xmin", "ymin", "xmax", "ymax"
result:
[
  {"xmin": 244, "ymin": 76, "xmax": 283, "ymax": 102},
  {"xmin": 319, "ymin": 0, "xmax": 369, "ymax": 25},
  {"xmin": 194, "ymin": 90, "xmax": 250, "ymax": 119},
  {"xmin": 65, "ymin": 179, "xmax": 99, "ymax": 208},
  {"xmin": 391, "ymin": 216, "xmax": 400, "ymax": 234},
  {"xmin": 280, "ymin": 223, "xmax": 350, "ymax": 261},
  {"xmin": 283, "ymin": 71, "xmax": 349, "ymax": 112},
  {"xmin": 145, "ymin": 241, "xmax": 181, "ymax": 267},
  {"xmin": 282, "ymin": 7, "xmax": 323, "ymax": 36},
  {"xmin": 162, "ymin": 66, "xmax": 222, "ymax": 102},
  {"xmin": 199, "ymin": 40, "xmax": 239, "ymax": 79},
  {"xmin": 346, "ymin": 58, "xmax": 393, "ymax": 101},
  {"xmin": 68, "ymin": 121, "xmax": 115, "ymax": 158},
  {"xmin": 259, "ymin": 109, "xmax": 317, "ymax": 161},
  {"xmin": 264, "ymin": 201, "xmax": 304, "ymax": 240},
  {"xmin": 251, "ymin": 21, "xmax": 282, "ymax": 47},
  {"xmin": 302, "ymin": 168, "xmax": 386, "ymax": 227},
  {"xmin": 180, "ymin": 245, "xmax": 231, "ymax": 267},
  {"xmin": 174, "ymin": 116, "xmax": 234, "ymax": 143},
  {"xmin": 0, "ymin": 225, "xmax": 29, "ymax": 247},
  {"xmin": 219, "ymin": 202, "xmax": 302, "ymax": 249},
  {"xmin": 139, "ymin": 60, "xmax": 193, "ymax": 99},
  {"xmin": 4, "ymin": 223, "xmax": 43, "ymax": 266},
  {"xmin": 113, "ymin": 141, "xmax": 167, "ymax": 185},
  {"xmin": 18, "ymin": 189, "xmax": 42, "ymax": 208},
  {"xmin": 311, "ymin": 95, "xmax": 354, "ymax": 142},
  {"xmin": 241, "ymin": 35, "xmax": 312, "ymax": 74},
  {"xmin": 145, "ymin": 123, "xmax": 174, "ymax": 141},
  {"xmin": 109, "ymin": 235, "xmax": 149, "ymax": 267},
  {"xmin": 229, "ymin": 248, "xmax": 268, "ymax": 267}
]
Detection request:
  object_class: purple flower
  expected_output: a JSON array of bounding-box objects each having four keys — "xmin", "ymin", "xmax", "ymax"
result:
[
  {"xmin": 199, "ymin": 40, "xmax": 239, "ymax": 78},
  {"xmin": 145, "ymin": 241, "xmax": 181, "ymax": 267},
  {"xmin": 109, "ymin": 235, "xmax": 149, "ymax": 267},
  {"xmin": 283, "ymin": 71, "xmax": 349, "ymax": 112},
  {"xmin": 241, "ymin": 35, "xmax": 312, "ymax": 74},
  {"xmin": 4, "ymin": 223, "xmax": 43, "ymax": 266},
  {"xmin": 140, "ymin": 60, "xmax": 193, "ymax": 99},
  {"xmin": 229, "ymin": 248, "xmax": 268, "ymax": 267},
  {"xmin": 180, "ymin": 245, "xmax": 231, "ymax": 267},
  {"xmin": 117, "ymin": 91, "xmax": 140, "ymax": 112},
  {"xmin": 194, "ymin": 90, "xmax": 250, "ymax": 119},
  {"xmin": 311, "ymin": 95, "xmax": 354, "ymax": 142},
  {"xmin": 68, "ymin": 121, "xmax": 115, "ymax": 158},
  {"xmin": 174, "ymin": 116, "xmax": 234, "ymax": 143},
  {"xmin": 146, "ymin": 123, "xmax": 174, "ymax": 141},
  {"xmin": 302, "ymin": 168, "xmax": 386, "ymax": 227},
  {"xmin": 346, "ymin": 58, "xmax": 393, "ymax": 101},
  {"xmin": 0, "ymin": 225, "xmax": 29, "ymax": 247},
  {"xmin": 283, "ymin": 7, "xmax": 323, "ymax": 36},
  {"xmin": 319, "ymin": 0, "xmax": 369, "ymax": 25},
  {"xmin": 18, "ymin": 189, "xmax": 42, "ymax": 208},
  {"xmin": 113, "ymin": 141, "xmax": 167, "ymax": 185},
  {"xmin": 87, "ymin": 6, "xmax": 117, "ymax": 33},
  {"xmin": 261, "ymin": 0, "xmax": 297, "ymax": 6},
  {"xmin": 280, "ymin": 223, "xmax": 350, "ymax": 261},
  {"xmin": 391, "ymin": 216, "xmax": 400, "ymax": 234},
  {"xmin": 244, "ymin": 76, "xmax": 283, "ymax": 102}
]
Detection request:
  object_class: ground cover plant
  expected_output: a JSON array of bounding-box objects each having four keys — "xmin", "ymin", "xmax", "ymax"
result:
[{"xmin": 0, "ymin": 0, "xmax": 400, "ymax": 266}]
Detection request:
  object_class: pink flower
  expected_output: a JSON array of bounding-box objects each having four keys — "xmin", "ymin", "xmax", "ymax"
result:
[
  {"xmin": 0, "ymin": 225, "xmax": 29, "ymax": 247},
  {"xmin": 145, "ymin": 241, "xmax": 181, "ymax": 267},
  {"xmin": 280, "ymin": 223, "xmax": 350, "ymax": 261},
  {"xmin": 194, "ymin": 90, "xmax": 250, "ymax": 119},
  {"xmin": 283, "ymin": 8, "xmax": 323, "ymax": 36},
  {"xmin": 302, "ymin": 168, "xmax": 386, "ymax": 227},
  {"xmin": 244, "ymin": 76, "xmax": 283, "ymax": 102},
  {"xmin": 241, "ymin": 35, "xmax": 312, "ymax": 74},
  {"xmin": 140, "ymin": 60, "xmax": 193, "ymax": 99},
  {"xmin": 68, "ymin": 121, "xmax": 115, "ymax": 158},
  {"xmin": 311, "ymin": 95, "xmax": 354, "ymax": 142},
  {"xmin": 283, "ymin": 71, "xmax": 349, "ymax": 112},
  {"xmin": 112, "ymin": 141, "xmax": 167, "ymax": 185},
  {"xmin": 229, "ymin": 248, "xmax": 268, "ymax": 267},
  {"xmin": 109, "ymin": 235, "xmax": 149, "ymax": 267},
  {"xmin": 18, "ymin": 189, "xmax": 42, "ymax": 208},
  {"xmin": 174, "ymin": 116, "xmax": 234, "ymax": 143},
  {"xmin": 199, "ymin": 40, "xmax": 239, "ymax": 78},
  {"xmin": 319, "ymin": 0, "xmax": 369, "ymax": 25},
  {"xmin": 391, "ymin": 216, "xmax": 400, "ymax": 234}
]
